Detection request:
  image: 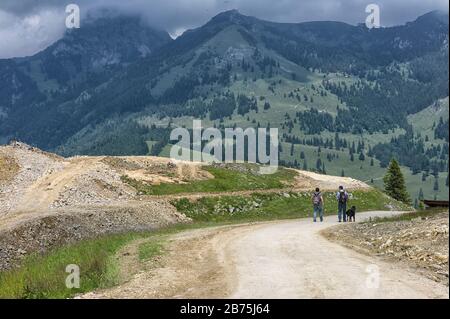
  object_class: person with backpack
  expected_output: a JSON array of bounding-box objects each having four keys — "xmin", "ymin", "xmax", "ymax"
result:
[
  {"xmin": 336, "ymin": 185, "xmax": 349, "ymax": 222},
  {"xmin": 312, "ymin": 188, "xmax": 324, "ymax": 222}
]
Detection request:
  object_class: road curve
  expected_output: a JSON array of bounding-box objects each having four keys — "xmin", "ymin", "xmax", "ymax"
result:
[
  {"xmin": 81, "ymin": 211, "xmax": 448, "ymax": 299},
  {"xmin": 228, "ymin": 211, "xmax": 447, "ymax": 299}
]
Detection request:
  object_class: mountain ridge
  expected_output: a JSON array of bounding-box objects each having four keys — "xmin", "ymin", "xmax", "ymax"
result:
[{"xmin": 0, "ymin": 9, "xmax": 448, "ymax": 200}]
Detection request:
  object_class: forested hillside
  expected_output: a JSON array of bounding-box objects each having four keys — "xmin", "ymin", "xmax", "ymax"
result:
[{"xmin": 0, "ymin": 10, "xmax": 448, "ymax": 201}]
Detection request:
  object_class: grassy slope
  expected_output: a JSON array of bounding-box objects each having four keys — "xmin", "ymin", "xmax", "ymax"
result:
[
  {"xmin": 280, "ymin": 143, "xmax": 449, "ymax": 201},
  {"xmin": 369, "ymin": 208, "xmax": 446, "ymax": 223},
  {"xmin": 0, "ymin": 233, "xmax": 146, "ymax": 299},
  {"xmin": 172, "ymin": 189, "xmax": 411, "ymax": 223},
  {"xmin": 407, "ymin": 97, "xmax": 449, "ymax": 145},
  {"xmin": 122, "ymin": 165, "xmax": 296, "ymax": 195}
]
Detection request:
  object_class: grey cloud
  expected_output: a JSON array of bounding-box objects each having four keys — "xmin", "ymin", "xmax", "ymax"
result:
[
  {"xmin": 0, "ymin": 0, "xmax": 448, "ymax": 58},
  {"xmin": 0, "ymin": 8, "xmax": 65, "ymax": 58}
]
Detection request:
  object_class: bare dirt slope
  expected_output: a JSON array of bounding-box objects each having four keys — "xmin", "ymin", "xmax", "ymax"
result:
[
  {"xmin": 81, "ymin": 212, "xmax": 448, "ymax": 299},
  {"xmin": 323, "ymin": 211, "xmax": 449, "ymax": 286},
  {"xmin": 0, "ymin": 143, "xmax": 66, "ymax": 215},
  {"xmin": 0, "ymin": 143, "xmax": 209, "ymax": 227},
  {"xmin": 0, "ymin": 143, "xmax": 201, "ymax": 269}
]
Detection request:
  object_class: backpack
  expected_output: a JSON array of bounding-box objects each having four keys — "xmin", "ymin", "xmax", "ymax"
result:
[
  {"xmin": 313, "ymin": 192, "xmax": 322, "ymax": 205},
  {"xmin": 339, "ymin": 191, "xmax": 348, "ymax": 203}
]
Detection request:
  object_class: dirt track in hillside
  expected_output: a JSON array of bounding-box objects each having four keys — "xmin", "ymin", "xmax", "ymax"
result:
[
  {"xmin": 0, "ymin": 157, "xmax": 100, "ymax": 229},
  {"xmin": 14, "ymin": 157, "xmax": 99, "ymax": 213},
  {"xmin": 81, "ymin": 211, "xmax": 448, "ymax": 299}
]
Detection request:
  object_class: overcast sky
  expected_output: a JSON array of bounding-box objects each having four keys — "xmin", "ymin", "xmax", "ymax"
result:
[{"xmin": 0, "ymin": 0, "xmax": 448, "ymax": 59}]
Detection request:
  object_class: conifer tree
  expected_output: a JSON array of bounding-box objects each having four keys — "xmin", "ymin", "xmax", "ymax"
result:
[{"xmin": 383, "ymin": 158, "xmax": 410, "ymax": 204}]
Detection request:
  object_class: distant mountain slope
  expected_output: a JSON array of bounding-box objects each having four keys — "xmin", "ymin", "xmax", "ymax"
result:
[
  {"xmin": 0, "ymin": 10, "xmax": 448, "ymax": 200},
  {"xmin": 0, "ymin": 15, "xmax": 172, "ymax": 145},
  {"xmin": 55, "ymin": 10, "xmax": 448, "ymax": 148},
  {"xmin": 408, "ymin": 97, "xmax": 449, "ymax": 139}
]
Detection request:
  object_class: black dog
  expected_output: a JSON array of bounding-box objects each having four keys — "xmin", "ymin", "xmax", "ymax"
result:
[{"xmin": 346, "ymin": 206, "xmax": 356, "ymax": 222}]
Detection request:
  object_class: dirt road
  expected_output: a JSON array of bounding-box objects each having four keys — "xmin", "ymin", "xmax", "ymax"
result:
[{"xmin": 82, "ymin": 211, "xmax": 448, "ymax": 299}]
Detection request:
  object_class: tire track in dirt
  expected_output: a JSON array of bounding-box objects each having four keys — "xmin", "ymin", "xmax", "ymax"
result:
[{"xmin": 0, "ymin": 157, "xmax": 103, "ymax": 228}]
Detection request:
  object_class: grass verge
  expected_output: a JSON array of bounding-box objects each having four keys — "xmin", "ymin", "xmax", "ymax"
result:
[
  {"xmin": 0, "ymin": 233, "xmax": 147, "ymax": 299},
  {"xmin": 367, "ymin": 208, "xmax": 447, "ymax": 223},
  {"xmin": 138, "ymin": 241, "xmax": 164, "ymax": 262},
  {"xmin": 0, "ymin": 223, "xmax": 220, "ymax": 299}
]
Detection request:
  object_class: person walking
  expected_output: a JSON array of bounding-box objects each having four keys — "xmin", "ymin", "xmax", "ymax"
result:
[
  {"xmin": 312, "ymin": 188, "xmax": 324, "ymax": 222},
  {"xmin": 336, "ymin": 185, "xmax": 349, "ymax": 222}
]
